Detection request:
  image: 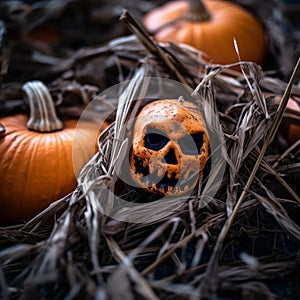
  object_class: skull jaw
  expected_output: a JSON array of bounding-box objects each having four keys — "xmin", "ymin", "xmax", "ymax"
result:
[
  {"xmin": 130, "ymin": 155, "xmax": 201, "ymax": 196},
  {"xmin": 131, "ymin": 172, "xmax": 200, "ymax": 196}
]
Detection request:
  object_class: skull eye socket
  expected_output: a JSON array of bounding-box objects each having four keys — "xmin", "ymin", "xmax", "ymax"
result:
[
  {"xmin": 144, "ymin": 127, "xmax": 169, "ymax": 151},
  {"xmin": 179, "ymin": 133, "xmax": 204, "ymax": 155}
]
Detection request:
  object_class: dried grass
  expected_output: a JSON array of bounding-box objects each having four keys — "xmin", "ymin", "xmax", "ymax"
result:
[{"xmin": 0, "ymin": 3, "xmax": 300, "ymax": 300}]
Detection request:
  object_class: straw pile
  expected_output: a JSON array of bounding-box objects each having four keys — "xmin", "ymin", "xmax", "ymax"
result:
[{"xmin": 0, "ymin": 1, "xmax": 300, "ymax": 299}]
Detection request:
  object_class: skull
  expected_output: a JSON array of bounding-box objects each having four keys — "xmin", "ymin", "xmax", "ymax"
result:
[{"xmin": 129, "ymin": 99, "xmax": 210, "ymax": 196}]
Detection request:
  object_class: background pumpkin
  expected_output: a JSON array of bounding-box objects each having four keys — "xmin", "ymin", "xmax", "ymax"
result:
[
  {"xmin": 283, "ymin": 96, "xmax": 300, "ymax": 145},
  {"xmin": 143, "ymin": 0, "xmax": 267, "ymax": 66},
  {"xmin": 0, "ymin": 81, "xmax": 107, "ymax": 225}
]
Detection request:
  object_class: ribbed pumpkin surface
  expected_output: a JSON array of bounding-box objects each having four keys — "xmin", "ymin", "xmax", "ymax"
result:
[
  {"xmin": 0, "ymin": 114, "xmax": 102, "ymax": 224},
  {"xmin": 143, "ymin": 0, "xmax": 266, "ymax": 65}
]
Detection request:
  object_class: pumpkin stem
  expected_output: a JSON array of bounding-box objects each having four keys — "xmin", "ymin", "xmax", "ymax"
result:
[
  {"xmin": 186, "ymin": 0, "xmax": 211, "ymax": 22},
  {"xmin": 22, "ymin": 80, "xmax": 64, "ymax": 133}
]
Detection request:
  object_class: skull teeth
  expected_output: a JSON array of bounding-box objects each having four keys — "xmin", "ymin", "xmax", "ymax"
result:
[{"xmin": 157, "ymin": 167, "xmax": 165, "ymax": 178}]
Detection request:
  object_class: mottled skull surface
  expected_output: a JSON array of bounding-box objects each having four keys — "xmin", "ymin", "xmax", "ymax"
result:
[{"xmin": 129, "ymin": 99, "xmax": 210, "ymax": 196}]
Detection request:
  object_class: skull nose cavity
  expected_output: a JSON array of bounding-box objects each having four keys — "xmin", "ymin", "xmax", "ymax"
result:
[{"xmin": 164, "ymin": 148, "xmax": 178, "ymax": 165}]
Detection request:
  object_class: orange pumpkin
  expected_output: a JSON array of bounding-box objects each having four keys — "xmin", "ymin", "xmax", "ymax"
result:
[
  {"xmin": 285, "ymin": 96, "xmax": 300, "ymax": 145},
  {"xmin": 143, "ymin": 0, "xmax": 267, "ymax": 65},
  {"xmin": 27, "ymin": 24, "xmax": 61, "ymax": 45},
  {"xmin": 0, "ymin": 81, "xmax": 107, "ymax": 225}
]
